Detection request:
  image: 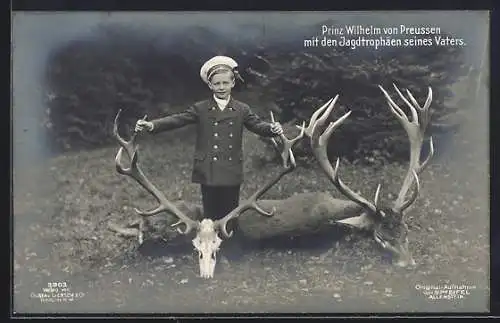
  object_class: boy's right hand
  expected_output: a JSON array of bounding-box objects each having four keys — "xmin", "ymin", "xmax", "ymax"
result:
[{"xmin": 135, "ymin": 119, "xmax": 154, "ymax": 133}]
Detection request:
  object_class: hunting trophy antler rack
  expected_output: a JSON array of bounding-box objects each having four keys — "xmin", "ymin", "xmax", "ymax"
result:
[
  {"xmin": 109, "ymin": 82, "xmax": 435, "ymax": 277},
  {"xmin": 302, "ymin": 84, "xmax": 434, "ymax": 267},
  {"xmin": 109, "ymin": 110, "xmax": 305, "ymax": 278}
]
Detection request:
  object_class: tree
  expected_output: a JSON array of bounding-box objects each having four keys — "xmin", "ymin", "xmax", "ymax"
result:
[{"xmin": 43, "ymin": 24, "xmax": 468, "ymax": 163}]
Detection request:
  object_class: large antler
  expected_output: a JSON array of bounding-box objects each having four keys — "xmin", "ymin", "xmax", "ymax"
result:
[
  {"xmin": 307, "ymin": 96, "xmax": 382, "ymax": 214},
  {"xmin": 269, "ymin": 111, "xmax": 305, "ymax": 168},
  {"xmin": 113, "ymin": 109, "xmax": 200, "ymax": 235},
  {"xmin": 378, "ymin": 84, "xmax": 434, "ymax": 213},
  {"xmin": 215, "ymin": 123, "xmax": 305, "ymax": 238}
]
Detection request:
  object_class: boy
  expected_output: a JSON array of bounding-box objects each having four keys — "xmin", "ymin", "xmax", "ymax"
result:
[{"xmin": 135, "ymin": 56, "xmax": 283, "ymax": 256}]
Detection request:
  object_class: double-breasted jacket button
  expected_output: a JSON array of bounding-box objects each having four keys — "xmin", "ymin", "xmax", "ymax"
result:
[
  {"xmin": 213, "ymin": 144, "xmax": 218, "ymax": 149},
  {"xmin": 213, "ymin": 156, "xmax": 218, "ymax": 161},
  {"xmin": 214, "ymin": 133, "xmax": 218, "ymax": 137},
  {"xmin": 229, "ymin": 133, "xmax": 233, "ymax": 138},
  {"xmin": 229, "ymin": 121, "xmax": 233, "ymax": 125},
  {"xmin": 229, "ymin": 157, "xmax": 232, "ymax": 161},
  {"xmin": 229, "ymin": 145, "xmax": 233, "ymax": 149},
  {"xmin": 214, "ymin": 121, "xmax": 218, "ymax": 126}
]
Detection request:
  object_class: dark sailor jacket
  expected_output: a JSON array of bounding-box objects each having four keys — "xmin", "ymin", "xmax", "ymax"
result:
[{"xmin": 150, "ymin": 97, "xmax": 277, "ymax": 186}]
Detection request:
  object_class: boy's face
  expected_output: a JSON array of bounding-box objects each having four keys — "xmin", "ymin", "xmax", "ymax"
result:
[{"xmin": 208, "ymin": 71, "xmax": 235, "ymax": 100}]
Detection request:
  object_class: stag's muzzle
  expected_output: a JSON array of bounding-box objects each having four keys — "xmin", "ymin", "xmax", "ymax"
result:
[
  {"xmin": 390, "ymin": 238, "xmax": 416, "ymax": 268},
  {"xmin": 374, "ymin": 233, "xmax": 416, "ymax": 268}
]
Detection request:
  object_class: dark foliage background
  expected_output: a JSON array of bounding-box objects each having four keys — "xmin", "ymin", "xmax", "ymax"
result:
[{"xmin": 43, "ymin": 23, "xmax": 470, "ymax": 163}]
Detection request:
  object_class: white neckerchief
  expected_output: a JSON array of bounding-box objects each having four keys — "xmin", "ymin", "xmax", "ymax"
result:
[{"xmin": 213, "ymin": 95, "xmax": 230, "ymax": 111}]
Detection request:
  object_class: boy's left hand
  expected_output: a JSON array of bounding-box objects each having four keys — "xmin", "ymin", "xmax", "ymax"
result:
[{"xmin": 270, "ymin": 122, "xmax": 283, "ymax": 135}]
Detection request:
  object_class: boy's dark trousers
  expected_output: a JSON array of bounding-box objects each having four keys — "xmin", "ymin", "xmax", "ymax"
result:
[{"xmin": 201, "ymin": 185, "xmax": 244, "ymax": 259}]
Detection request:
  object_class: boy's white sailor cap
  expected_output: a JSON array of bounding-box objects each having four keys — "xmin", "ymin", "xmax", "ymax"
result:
[{"xmin": 200, "ymin": 56, "xmax": 238, "ymax": 84}]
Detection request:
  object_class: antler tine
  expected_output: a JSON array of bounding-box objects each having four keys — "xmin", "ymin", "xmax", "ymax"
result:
[
  {"xmin": 318, "ymin": 110, "xmax": 352, "ymax": 147},
  {"xmin": 405, "ymin": 88, "xmax": 422, "ymax": 110},
  {"xmin": 270, "ymin": 111, "xmax": 306, "ymax": 168},
  {"xmin": 392, "ymin": 83, "xmax": 419, "ymax": 124},
  {"xmin": 302, "ymin": 97, "xmax": 335, "ymax": 138},
  {"xmin": 310, "ymin": 95, "xmax": 339, "ymax": 144},
  {"xmin": 113, "ymin": 110, "xmax": 199, "ymax": 235},
  {"xmin": 423, "ymin": 86, "xmax": 433, "ymax": 109},
  {"xmin": 215, "ymin": 143, "xmax": 298, "ymax": 239},
  {"xmin": 406, "ymin": 86, "xmax": 433, "ymax": 131},
  {"xmin": 331, "ymin": 158, "xmax": 378, "ymax": 214},
  {"xmin": 113, "ymin": 110, "xmax": 138, "ymax": 173},
  {"xmin": 374, "ymin": 184, "xmax": 381, "ymax": 208},
  {"xmin": 113, "ymin": 110, "xmax": 132, "ymax": 150},
  {"xmin": 378, "ymin": 85, "xmax": 408, "ymax": 123},
  {"xmin": 379, "ymin": 84, "xmax": 434, "ymax": 213},
  {"xmin": 398, "ymin": 170, "xmax": 420, "ymax": 213},
  {"xmin": 417, "ymin": 136, "xmax": 434, "ymax": 174},
  {"xmin": 405, "ymin": 86, "xmax": 433, "ymax": 111}
]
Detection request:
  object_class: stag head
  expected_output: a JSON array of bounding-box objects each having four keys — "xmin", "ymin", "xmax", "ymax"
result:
[
  {"xmin": 307, "ymin": 85, "xmax": 434, "ymax": 268},
  {"xmin": 111, "ymin": 110, "xmax": 304, "ymax": 278}
]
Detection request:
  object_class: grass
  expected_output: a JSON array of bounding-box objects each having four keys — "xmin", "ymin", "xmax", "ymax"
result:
[{"xmin": 13, "ymin": 86, "xmax": 489, "ymax": 314}]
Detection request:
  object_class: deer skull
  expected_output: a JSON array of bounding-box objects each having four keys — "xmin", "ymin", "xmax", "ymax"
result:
[
  {"xmin": 192, "ymin": 219, "xmax": 223, "ymax": 279},
  {"xmin": 112, "ymin": 109, "xmax": 299, "ymax": 279}
]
